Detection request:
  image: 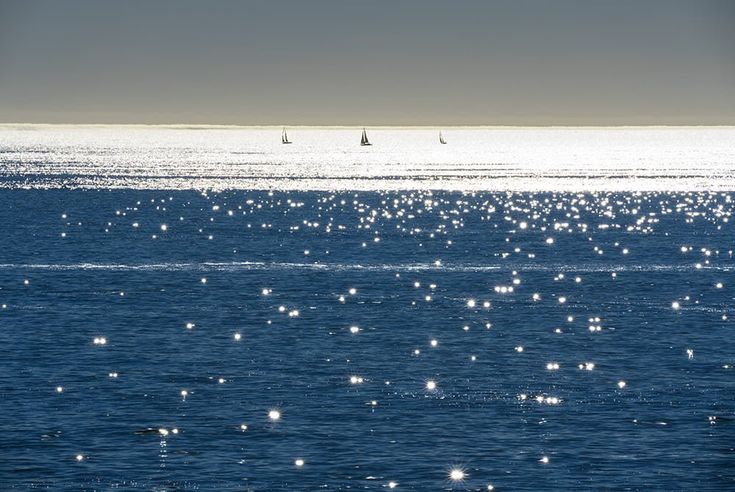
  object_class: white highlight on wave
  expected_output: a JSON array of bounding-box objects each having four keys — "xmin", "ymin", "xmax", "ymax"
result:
[{"xmin": 0, "ymin": 261, "xmax": 729, "ymax": 272}]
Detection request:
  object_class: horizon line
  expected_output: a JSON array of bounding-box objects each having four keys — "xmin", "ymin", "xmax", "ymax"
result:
[{"xmin": 2, "ymin": 122, "xmax": 735, "ymax": 129}]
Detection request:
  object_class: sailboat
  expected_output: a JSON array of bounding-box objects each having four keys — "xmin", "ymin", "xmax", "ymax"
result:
[
  {"xmin": 281, "ymin": 127, "xmax": 292, "ymax": 144},
  {"xmin": 360, "ymin": 128, "xmax": 372, "ymax": 146},
  {"xmin": 439, "ymin": 131, "xmax": 447, "ymax": 144}
]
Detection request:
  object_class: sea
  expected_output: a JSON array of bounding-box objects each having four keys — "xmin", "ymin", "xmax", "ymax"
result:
[{"xmin": 0, "ymin": 125, "xmax": 734, "ymax": 490}]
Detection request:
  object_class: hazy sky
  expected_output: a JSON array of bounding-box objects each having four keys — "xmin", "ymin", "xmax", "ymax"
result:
[{"xmin": 1, "ymin": 0, "xmax": 734, "ymax": 125}]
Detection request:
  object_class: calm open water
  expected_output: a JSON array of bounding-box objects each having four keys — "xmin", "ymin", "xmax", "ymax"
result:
[{"xmin": 1, "ymin": 127, "xmax": 734, "ymax": 490}]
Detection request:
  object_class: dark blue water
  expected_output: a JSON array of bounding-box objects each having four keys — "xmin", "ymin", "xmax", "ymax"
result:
[{"xmin": 1, "ymin": 189, "xmax": 733, "ymax": 490}]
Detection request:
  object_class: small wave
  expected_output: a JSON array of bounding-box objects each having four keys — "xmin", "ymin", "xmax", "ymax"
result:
[{"xmin": 0, "ymin": 261, "xmax": 731, "ymax": 272}]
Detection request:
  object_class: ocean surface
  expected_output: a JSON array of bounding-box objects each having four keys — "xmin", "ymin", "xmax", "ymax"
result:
[{"xmin": 1, "ymin": 126, "xmax": 734, "ymax": 490}]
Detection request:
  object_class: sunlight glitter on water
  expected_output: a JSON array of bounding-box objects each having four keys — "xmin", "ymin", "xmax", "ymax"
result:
[
  {"xmin": 2, "ymin": 126, "xmax": 735, "ymax": 191},
  {"xmin": 2, "ymin": 161, "xmax": 735, "ymax": 489}
]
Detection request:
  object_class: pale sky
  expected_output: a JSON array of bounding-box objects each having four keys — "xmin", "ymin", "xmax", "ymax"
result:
[{"xmin": 1, "ymin": 0, "xmax": 734, "ymax": 125}]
